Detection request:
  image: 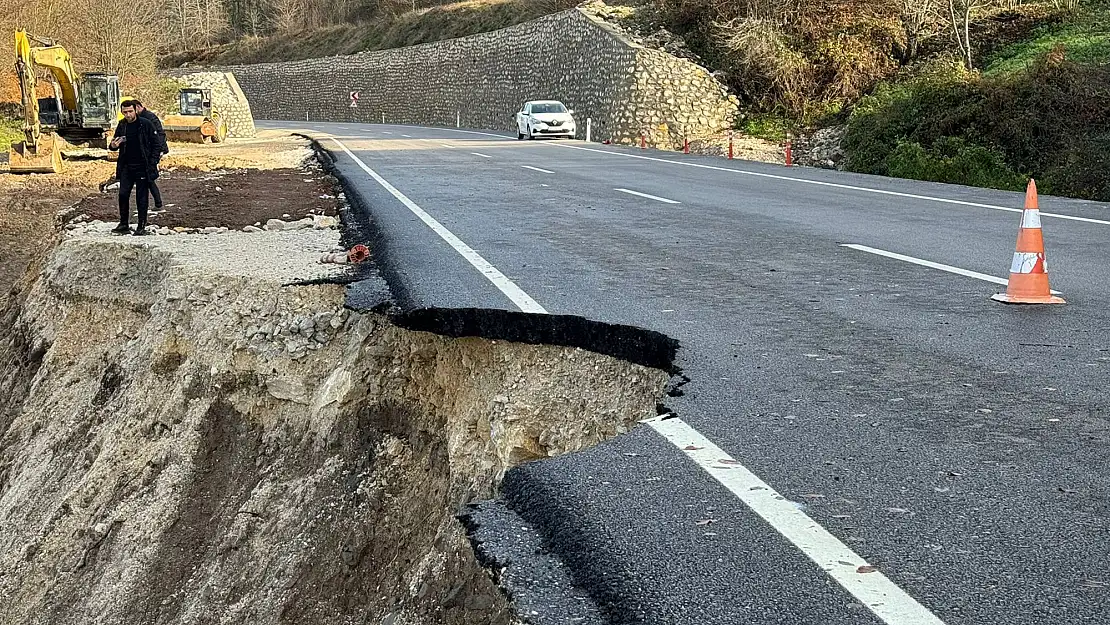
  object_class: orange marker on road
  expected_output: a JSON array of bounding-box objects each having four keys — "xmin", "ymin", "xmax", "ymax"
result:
[{"xmin": 992, "ymin": 179, "xmax": 1065, "ymax": 304}]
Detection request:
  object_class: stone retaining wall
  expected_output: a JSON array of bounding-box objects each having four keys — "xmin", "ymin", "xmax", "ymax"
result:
[{"xmin": 184, "ymin": 9, "xmax": 736, "ymax": 147}]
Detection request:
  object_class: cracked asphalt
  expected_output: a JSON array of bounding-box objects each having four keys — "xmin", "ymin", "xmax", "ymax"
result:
[{"xmin": 264, "ymin": 120, "xmax": 1110, "ymax": 625}]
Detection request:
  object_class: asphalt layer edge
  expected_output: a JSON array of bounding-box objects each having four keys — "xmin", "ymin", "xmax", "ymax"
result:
[{"xmin": 305, "ymin": 133, "xmax": 682, "ymax": 372}]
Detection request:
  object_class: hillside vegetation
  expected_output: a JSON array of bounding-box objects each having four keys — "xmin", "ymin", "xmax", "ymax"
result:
[
  {"xmin": 163, "ymin": 0, "xmax": 577, "ymax": 67},
  {"xmin": 845, "ymin": 2, "xmax": 1110, "ymax": 200}
]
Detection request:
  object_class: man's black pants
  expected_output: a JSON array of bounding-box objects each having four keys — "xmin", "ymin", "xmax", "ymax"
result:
[
  {"xmin": 149, "ymin": 179, "xmax": 163, "ymax": 208},
  {"xmin": 118, "ymin": 165, "xmax": 150, "ymax": 227}
]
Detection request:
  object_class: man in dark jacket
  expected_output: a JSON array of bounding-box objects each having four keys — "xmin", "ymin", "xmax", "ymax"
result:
[
  {"xmin": 134, "ymin": 100, "xmax": 169, "ymax": 209},
  {"xmin": 109, "ymin": 100, "xmax": 161, "ymax": 235}
]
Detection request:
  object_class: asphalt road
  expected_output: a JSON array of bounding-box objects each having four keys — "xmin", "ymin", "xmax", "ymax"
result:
[{"xmin": 263, "ymin": 121, "xmax": 1110, "ymax": 624}]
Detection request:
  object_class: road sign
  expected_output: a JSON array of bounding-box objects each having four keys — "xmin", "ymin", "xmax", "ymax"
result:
[{"xmin": 349, "ymin": 91, "xmax": 360, "ymax": 108}]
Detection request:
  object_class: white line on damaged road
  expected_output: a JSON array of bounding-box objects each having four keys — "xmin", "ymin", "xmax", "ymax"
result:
[
  {"xmin": 843, "ymin": 244, "xmax": 1061, "ymax": 294},
  {"xmin": 644, "ymin": 415, "xmax": 947, "ymax": 625},
  {"xmin": 328, "ymin": 133, "xmax": 947, "ymax": 625},
  {"xmin": 427, "ymin": 127, "xmax": 1110, "ymax": 226},
  {"xmin": 521, "ymin": 165, "xmax": 554, "ymax": 174},
  {"xmin": 615, "ymin": 188, "xmax": 681, "ymax": 204},
  {"xmin": 556, "ymin": 143, "xmax": 1110, "ymax": 225},
  {"xmin": 330, "ymin": 137, "xmax": 546, "ymax": 314}
]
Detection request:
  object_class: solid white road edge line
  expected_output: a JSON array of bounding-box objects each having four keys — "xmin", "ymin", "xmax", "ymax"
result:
[
  {"xmin": 842, "ymin": 244, "xmax": 1061, "ymax": 294},
  {"xmin": 615, "ymin": 188, "xmax": 681, "ymax": 204},
  {"xmin": 330, "ymin": 137, "xmax": 547, "ymax": 314},
  {"xmin": 521, "ymin": 165, "xmax": 555, "ymax": 174},
  {"xmin": 643, "ymin": 415, "xmax": 947, "ymax": 625},
  {"xmin": 330, "ymin": 133, "xmax": 943, "ymax": 624}
]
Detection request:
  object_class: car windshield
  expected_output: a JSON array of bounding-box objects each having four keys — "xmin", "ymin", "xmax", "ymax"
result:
[{"xmin": 531, "ymin": 103, "xmax": 567, "ymax": 114}]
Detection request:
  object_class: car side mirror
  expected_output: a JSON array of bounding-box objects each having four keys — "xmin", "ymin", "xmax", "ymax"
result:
[{"xmin": 568, "ymin": 110, "xmax": 575, "ymax": 115}]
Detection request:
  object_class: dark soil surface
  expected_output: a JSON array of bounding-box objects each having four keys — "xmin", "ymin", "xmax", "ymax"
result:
[{"xmin": 69, "ymin": 167, "xmax": 340, "ymax": 229}]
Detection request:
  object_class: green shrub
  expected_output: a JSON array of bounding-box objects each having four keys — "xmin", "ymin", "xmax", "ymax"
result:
[
  {"xmin": 739, "ymin": 112, "xmax": 794, "ymax": 141},
  {"xmin": 886, "ymin": 137, "xmax": 1026, "ymax": 191},
  {"xmin": 0, "ymin": 115, "xmax": 22, "ymax": 156},
  {"xmin": 845, "ymin": 49, "xmax": 1110, "ymax": 200}
]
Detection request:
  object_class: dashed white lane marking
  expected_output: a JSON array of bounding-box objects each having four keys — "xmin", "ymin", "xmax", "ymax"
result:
[
  {"xmin": 327, "ymin": 130, "xmax": 946, "ymax": 625},
  {"xmin": 644, "ymin": 415, "xmax": 947, "ymax": 625},
  {"xmin": 615, "ymin": 188, "xmax": 681, "ymax": 204},
  {"xmin": 441, "ymin": 144, "xmax": 455, "ymax": 148},
  {"xmin": 401, "ymin": 134, "xmax": 412, "ymax": 138},
  {"xmin": 521, "ymin": 165, "xmax": 555, "ymax": 174},
  {"xmin": 553, "ymin": 143, "xmax": 1110, "ymax": 225},
  {"xmin": 843, "ymin": 244, "xmax": 1061, "ymax": 294},
  {"xmin": 471, "ymin": 152, "xmax": 492, "ymax": 158},
  {"xmin": 382, "ymin": 131, "xmax": 392, "ymax": 135},
  {"xmin": 330, "ymin": 137, "xmax": 546, "ymax": 314}
]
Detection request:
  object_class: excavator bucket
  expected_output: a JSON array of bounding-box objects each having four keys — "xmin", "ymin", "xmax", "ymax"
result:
[{"xmin": 9, "ymin": 133, "xmax": 63, "ymax": 174}]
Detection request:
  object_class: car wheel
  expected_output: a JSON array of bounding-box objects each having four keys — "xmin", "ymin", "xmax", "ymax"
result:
[
  {"xmin": 517, "ymin": 131, "xmax": 524, "ymax": 140},
  {"xmin": 527, "ymin": 126, "xmax": 535, "ymax": 140}
]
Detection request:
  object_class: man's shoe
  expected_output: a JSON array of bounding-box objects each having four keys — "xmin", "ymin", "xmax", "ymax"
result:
[
  {"xmin": 133, "ymin": 223, "xmax": 149, "ymax": 236},
  {"xmin": 111, "ymin": 223, "xmax": 131, "ymax": 235}
]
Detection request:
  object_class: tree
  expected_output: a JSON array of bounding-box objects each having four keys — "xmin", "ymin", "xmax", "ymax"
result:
[
  {"xmin": 897, "ymin": 0, "xmax": 943, "ymax": 64},
  {"xmin": 948, "ymin": 0, "xmax": 988, "ymax": 69}
]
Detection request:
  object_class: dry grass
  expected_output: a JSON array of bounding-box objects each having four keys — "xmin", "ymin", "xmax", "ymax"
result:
[{"xmin": 163, "ymin": 0, "xmax": 576, "ymax": 67}]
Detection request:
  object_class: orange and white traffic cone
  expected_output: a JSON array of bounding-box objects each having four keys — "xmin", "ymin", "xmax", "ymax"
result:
[{"xmin": 991, "ymin": 179, "xmax": 1065, "ymax": 304}]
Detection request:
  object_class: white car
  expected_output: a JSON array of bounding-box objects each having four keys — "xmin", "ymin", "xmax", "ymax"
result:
[{"xmin": 515, "ymin": 100, "xmax": 576, "ymax": 140}]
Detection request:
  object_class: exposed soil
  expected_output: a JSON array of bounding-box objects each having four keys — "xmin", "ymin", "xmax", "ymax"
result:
[
  {"xmin": 67, "ymin": 167, "xmax": 340, "ymax": 229},
  {"xmin": 0, "ymin": 161, "xmax": 110, "ymax": 304}
]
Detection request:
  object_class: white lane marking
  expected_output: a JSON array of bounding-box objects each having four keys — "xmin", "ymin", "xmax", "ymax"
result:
[
  {"xmin": 441, "ymin": 144, "xmax": 455, "ymax": 149},
  {"xmin": 472, "ymin": 152, "xmax": 492, "ymax": 158},
  {"xmin": 615, "ymin": 188, "xmax": 681, "ymax": 204},
  {"xmin": 401, "ymin": 134, "xmax": 412, "ymax": 138},
  {"xmin": 382, "ymin": 131, "xmax": 393, "ymax": 135},
  {"xmin": 645, "ymin": 415, "xmax": 946, "ymax": 625},
  {"xmin": 522, "ymin": 165, "xmax": 555, "ymax": 174},
  {"xmin": 842, "ymin": 244, "xmax": 1062, "ymax": 294},
  {"xmin": 436, "ymin": 128, "xmax": 514, "ymax": 140},
  {"xmin": 552, "ymin": 144, "xmax": 1110, "ymax": 225},
  {"xmin": 330, "ymin": 137, "xmax": 547, "ymax": 314}
]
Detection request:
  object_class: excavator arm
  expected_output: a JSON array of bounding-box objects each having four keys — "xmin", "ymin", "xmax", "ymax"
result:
[
  {"xmin": 14, "ymin": 30, "xmax": 40, "ymax": 151},
  {"xmin": 10, "ymin": 30, "xmax": 68, "ymax": 172}
]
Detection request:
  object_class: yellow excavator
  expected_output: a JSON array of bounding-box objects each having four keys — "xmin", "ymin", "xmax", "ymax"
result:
[{"xmin": 9, "ymin": 30, "xmax": 120, "ymax": 173}]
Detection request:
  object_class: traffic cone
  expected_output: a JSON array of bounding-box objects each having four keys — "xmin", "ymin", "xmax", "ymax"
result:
[{"xmin": 991, "ymin": 180, "xmax": 1065, "ymax": 304}]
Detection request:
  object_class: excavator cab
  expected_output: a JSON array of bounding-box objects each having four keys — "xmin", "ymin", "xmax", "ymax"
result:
[
  {"xmin": 179, "ymin": 88, "xmax": 211, "ymax": 117},
  {"xmin": 78, "ymin": 73, "xmax": 120, "ymax": 131}
]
